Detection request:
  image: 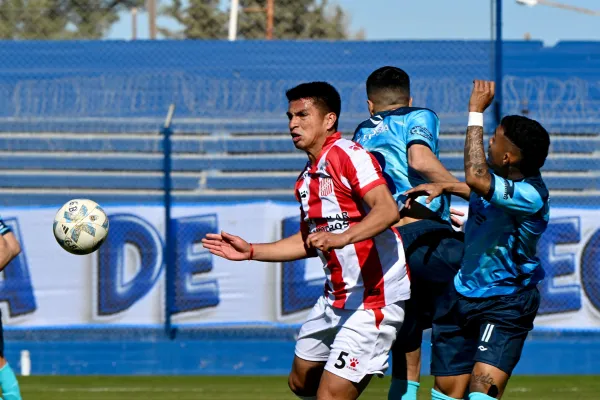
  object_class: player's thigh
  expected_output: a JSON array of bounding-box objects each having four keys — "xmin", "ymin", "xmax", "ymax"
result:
[
  {"xmin": 392, "ymin": 296, "xmax": 421, "ymax": 352},
  {"xmin": 473, "ymin": 288, "xmax": 540, "ymax": 380},
  {"xmin": 431, "ymin": 286, "xmax": 477, "ymax": 397},
  {"xmin": 469, "ymin": 362, "xmax": 510, "ymax": 399},
  {"xmin": 324, "ymin": 301, "xmax": 405, "ymax": 385},
  {"xmin": 289, "ymin": 356, "xmax": 326, "ymax": 396},
  {"xmin": 391, "ymin": 297, "xmax": 422, "ymax": 379},
  {"xmin": 291, "ymin": 297, "xmax": 336, "ymax": 395},
  {"xmin": 317, "ymin": 369, "xmax": 372, "ymax": 400},
  {"xmin": 397, "ymin": 222, "xmax": 463, "ymax": 352}
]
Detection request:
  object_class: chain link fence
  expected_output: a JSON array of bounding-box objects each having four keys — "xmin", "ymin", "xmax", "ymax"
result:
[{"xmin": 0, "ymin": 0, "xmax": 598, "ymax": 378}]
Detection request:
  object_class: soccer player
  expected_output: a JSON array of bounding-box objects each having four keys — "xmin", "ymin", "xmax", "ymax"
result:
[
  {"xmin": 202, "ymin": 81, "xmax": 411, "ymax": 400},
  {"xmin": 0, "ymin": 217, "xmax": 23, "ymax": 400},
  {"xmin": 405, "ymin": 80, "xmax": 550, "ymax": 400},
  {"xmin": 352, "ymin": 66, "xmax": 464, "ymax": 400}
]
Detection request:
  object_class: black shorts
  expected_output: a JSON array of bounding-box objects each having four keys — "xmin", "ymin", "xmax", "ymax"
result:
[
  {"xmin": 431, "ymin": 284, "xmax": 540, "ymax": 377},
  {"xmin": 393, "ymin": 219, "xmax": 464, "ymax": 353}
]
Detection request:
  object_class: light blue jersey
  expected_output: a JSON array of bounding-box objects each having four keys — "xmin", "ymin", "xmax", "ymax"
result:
[
  {"xmin": 455, "ymin": 173, "xmax": 550, "ymax": 298},
  {"xmin": 352, "ymin": 107, "xmax": 450, "ymax": 222}
]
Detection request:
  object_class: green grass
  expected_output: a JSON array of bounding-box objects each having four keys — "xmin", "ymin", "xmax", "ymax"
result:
[{"xmin": 17, "ymin": 375, "xmax": 600, "ymax": 399}]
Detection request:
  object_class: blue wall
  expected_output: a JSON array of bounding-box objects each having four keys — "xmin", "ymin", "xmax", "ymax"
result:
[
  {"xmin": 4, "ymin": 327, "xmax": 600, "ymax": 376},
  {"xmin": 1, "ymin": 40, "xmax": 599, "ymax": 133}
]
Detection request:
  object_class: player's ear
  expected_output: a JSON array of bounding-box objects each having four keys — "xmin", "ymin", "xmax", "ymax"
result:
[
  {"xmin": 408, "ymin": 97, "xmax": 413, "ymax": 107},
  {"xmin": 324, "ymin": 112, "xmax": 337, "ymax": 131},
  {"xmin": 503, "ymin": 152, "xmax": 513, "ymax": 167},
  {"xmin": 508, "ymin": 150, "xmax": 523, "ymax": 170},
  {"xmin": 367, "ymin": 99, "xmax": 375, "ymax": 116}
]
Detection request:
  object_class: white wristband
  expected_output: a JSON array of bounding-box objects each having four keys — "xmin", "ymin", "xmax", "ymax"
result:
[{"xmin": 468, "ymin": 112, "xmax": 484, "ymax": 127}]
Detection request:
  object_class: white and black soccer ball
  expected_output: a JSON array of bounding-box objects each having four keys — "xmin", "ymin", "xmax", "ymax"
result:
[{"xmin": 53, "ymin": 199, "xmax": 109, "ymax": 255}]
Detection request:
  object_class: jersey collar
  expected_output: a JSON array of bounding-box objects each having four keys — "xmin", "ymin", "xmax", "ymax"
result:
[
  {"xmin": 310, "ymin": 132, "xmax": 341, "ymax": 169},
  {"xmin": 323, "ymin": 131, "xmax": 341, "ymax": 148}
]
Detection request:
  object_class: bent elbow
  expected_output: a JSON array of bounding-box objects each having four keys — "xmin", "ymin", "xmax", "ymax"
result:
[
  {"xmin": 465, "ymin": 174, "xmax": 490, "ymax": 197},
  {"xmin": 408, "ymin": 156, "xmax": 427, "ymax": 173},
  {"xmin": 465, "ymin": 174, "xmax": 478, "ymax": 189}
]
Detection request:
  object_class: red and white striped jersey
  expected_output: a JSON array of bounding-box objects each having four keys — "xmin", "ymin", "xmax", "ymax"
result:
[{"xmin": 295, "ymin": 132, "xmax": 410, "ymax": 310}]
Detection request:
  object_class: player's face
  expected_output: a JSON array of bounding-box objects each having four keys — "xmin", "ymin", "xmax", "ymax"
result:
[
  {"xmin": 487, "ymin": 125, "xmax": 504, "ymax": 171},
  {"xmin": 287, "ymin": 98, "xmax": 330, "ymax": 152},
  {"xmin": 487, "ymin": 125, "xmax": 521, "ymax": 174}
]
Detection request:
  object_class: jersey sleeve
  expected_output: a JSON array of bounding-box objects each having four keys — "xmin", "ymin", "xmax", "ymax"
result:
[
  {"xmin": 341, "ymin": 145, "xmax": 387, "ymax": 198},
  {"xmin": 405, "ymin": 110, "xmax": 440, "ymax": 151},
  {"xmin": 0, "ymin": 216, "xmax": 11, "ymax": 235},
  {"xmin": 484, "ymin": 173, "xmax": 545, "ymax": 215}
]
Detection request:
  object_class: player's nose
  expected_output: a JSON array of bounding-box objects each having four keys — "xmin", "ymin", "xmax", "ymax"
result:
[{"xmin": 289, "ymin": 116, "xmax": 300, "ymax": 131}]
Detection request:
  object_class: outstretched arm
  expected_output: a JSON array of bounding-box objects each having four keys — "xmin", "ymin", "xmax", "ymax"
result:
[
  {"xmin": 202, "ymin": 229, "xmax": 316, "ymax": 263},
  {"xmin": 404, "ymin": 181, "xmax": 472, "ymax": 204},
  {"xmin": 464, "ymin": 80, "xmax": 495, "ymax": 197}
]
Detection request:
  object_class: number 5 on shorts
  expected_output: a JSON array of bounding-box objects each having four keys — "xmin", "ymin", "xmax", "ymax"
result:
[{"xmin": 334, "ymin": 351, "xmax": 349, "ymax": 369}]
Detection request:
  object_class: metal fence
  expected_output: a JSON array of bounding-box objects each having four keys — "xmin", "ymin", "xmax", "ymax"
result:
[{"xmin": 0, "ymin": 14, "xmax": 599, "ymax": 375}]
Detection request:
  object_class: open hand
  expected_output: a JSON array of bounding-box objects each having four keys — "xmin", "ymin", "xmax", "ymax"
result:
[
  {"xmin": 201, "ymin": 231, "xmax": 252, "ymax": 261},
  {"xmin": 403, "ymin": 183, "xmax": 446, "ymax": 208}
]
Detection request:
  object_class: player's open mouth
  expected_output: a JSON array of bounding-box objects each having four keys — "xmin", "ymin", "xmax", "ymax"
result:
[{"xmin": 291, "ymin": 133, "xmax": 301, "ymax": 142}]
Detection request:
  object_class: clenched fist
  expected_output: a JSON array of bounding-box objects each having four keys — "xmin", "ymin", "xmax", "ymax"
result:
[
  {"xmin": 469, "ymin": 80, "xmax": 495, "ymax": 113},
  {"xmin": 306, "ymin": 231, "xmax": 349, "ymax": 253}
]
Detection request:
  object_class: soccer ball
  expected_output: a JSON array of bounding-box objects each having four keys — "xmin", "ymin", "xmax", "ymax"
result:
[{"xmin": 53, "ymin": 199, "xmax": 109, "ymax": 255}]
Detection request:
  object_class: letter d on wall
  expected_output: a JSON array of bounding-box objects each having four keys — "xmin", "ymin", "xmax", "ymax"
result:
[{"xmin": 97, "ymin": 214, "xmax": 163, "ymax": 316}]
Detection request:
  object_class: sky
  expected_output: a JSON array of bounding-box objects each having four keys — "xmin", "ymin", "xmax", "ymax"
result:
[{"xmin": 106, "ymin": 0, "xmax": 600, "ymax": 45}]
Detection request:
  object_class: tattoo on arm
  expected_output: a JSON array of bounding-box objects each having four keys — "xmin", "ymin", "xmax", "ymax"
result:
[{"xmin": 464, "ymin": 125, "xmax": 491, "ymax": 195}]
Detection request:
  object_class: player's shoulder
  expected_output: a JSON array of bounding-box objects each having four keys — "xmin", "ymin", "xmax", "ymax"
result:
[
  {"xmin": 522, "ymin": 174, "xmax": 549, "ymax": 202},
  {"xmin": 354, "ymin": 115, "xmax": 381, "ymax": 137},
  {"xmin": 326, "ymin": 138, "xmax": 368, "ymax": 166},
  {"xmin": 387, "ymin": 106, "xmax": 439, "ymax": 120},
  {"xmin": 384, "ymin": 107, "xmax": 439, "ymax": 134},
  {"xmin": 355, "ymin": 107, "xmax": 438, "ymax": 129},
  {"xmin": 330, "ymin": 137, "xmax": 364, "ymax": 153}
]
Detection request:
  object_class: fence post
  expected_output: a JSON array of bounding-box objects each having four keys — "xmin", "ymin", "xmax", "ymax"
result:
[
  {"xmin": 163, "ymin": 104, "xmax": 177, "ymax": 339},
  {"xmin": 494, "ymin": 0, "xmax": 503, "ymax": 126}
]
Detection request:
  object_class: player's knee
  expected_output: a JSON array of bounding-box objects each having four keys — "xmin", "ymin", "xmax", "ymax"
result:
[
  {"xmin": 316, "ymin": 379, "xmax": 350, "ymax": 400},
  {"xmin": 434, "ymin": 376, "xmax": 467, "ymax": 399},
  {"xmin": 288, "ymin": 372, "xmax": 317, "ymax": 397}
]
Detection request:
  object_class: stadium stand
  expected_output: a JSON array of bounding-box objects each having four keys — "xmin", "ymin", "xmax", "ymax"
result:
[{"xmin": 0, "ymin": 41, "xmax": 598, "ymax": 207}]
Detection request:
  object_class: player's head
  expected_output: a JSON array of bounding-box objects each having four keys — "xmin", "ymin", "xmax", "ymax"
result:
[
  {"xmin": 487, "ymin": 115, "xmax": 550, "ymax": 177},
  {"xmin": 366, "ymin": 66, "xmax": 412, "ymax": 115},
  {"xmin": 286, "ymin": 82, "xmax": 341, "ymax": 152}
]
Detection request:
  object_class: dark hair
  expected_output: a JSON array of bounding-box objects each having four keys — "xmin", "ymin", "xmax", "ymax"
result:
[
  {"xmin": 501, "ymin": 115, "xmax": 550, "ymax": 176},
  {"xmin": 286, "ymin": 82, "xmax": 341, "ymax": 130},
  {"xmin": 366, "ymin": 66, "xmax": 410, "ymax": 107}
]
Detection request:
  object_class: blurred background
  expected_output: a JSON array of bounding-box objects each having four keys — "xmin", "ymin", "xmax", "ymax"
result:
[{"xmin": 0, "ymin": 0, "xmax": 599, "ymax": 398}]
